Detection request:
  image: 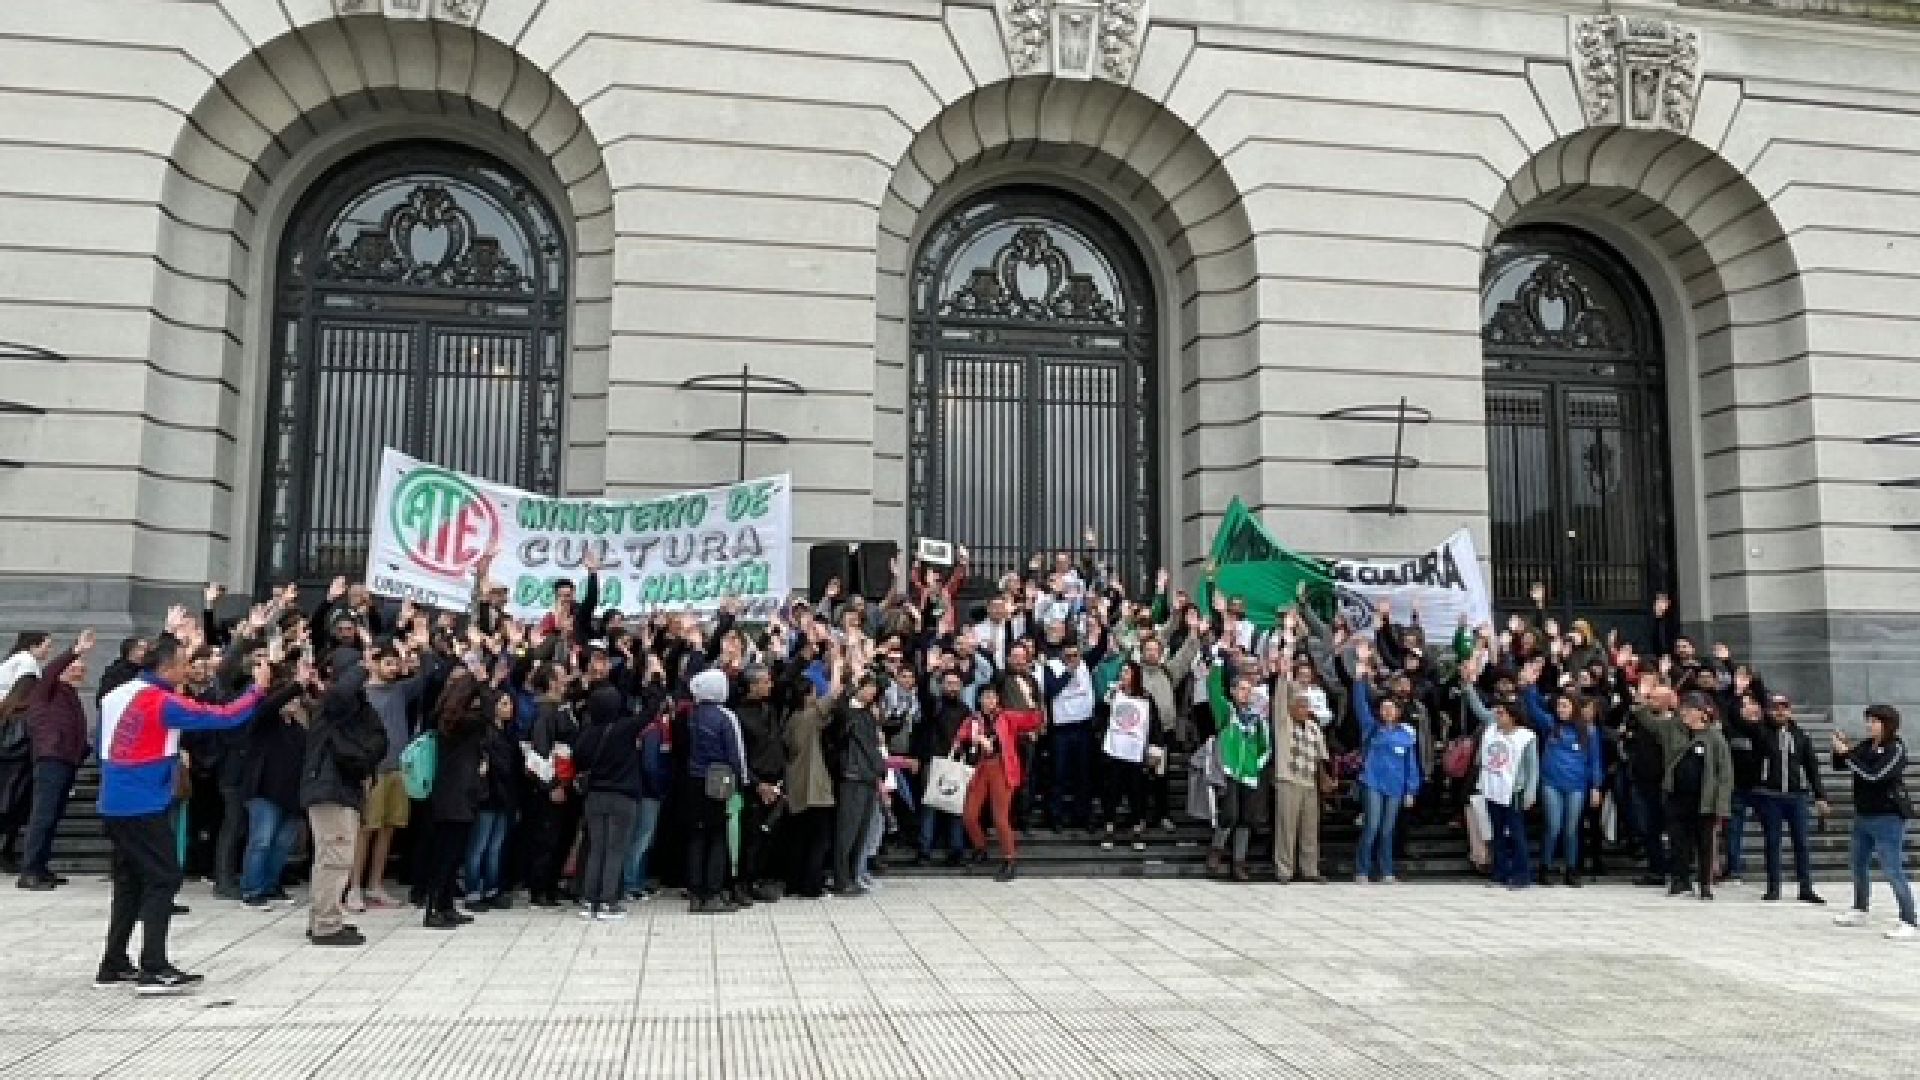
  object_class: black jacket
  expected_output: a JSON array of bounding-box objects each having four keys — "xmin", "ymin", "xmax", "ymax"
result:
[
  {"xmin": 576, "ymin": 716, "xmax": 644, "ymax": 798},
  {"xmin": 833, "ymin": 702, "xmax": 886, "ymax": 785},
  {"xmin": 736, "ymin": 699, "xmax": 786, "ymax": 785},
  {"xmin": 1754, "ymin": 721, "xmax": 1826, "ymax": 799},
  {"xmin": 479, "ymin": 725, "xmax": 524, "ymax": 812},
  {"xmin": 1723, "ymin": 710, "xmax": 1764, "ymax": 793},
  {"xmin": 245, "ymin": 710, "xmax": 309, "ymax": 813},
  {"xmin": 1835, "ymin": 739, "xmax": 1910, "ymax": 818},
  {"xmin": 301, "ymin": 668, "xmax": 388, "ymax": 810},
  {"xmin": 431, "ymin": 680, "xmax": 490, "ymax": 824},
  {"xmin": 916, "ymin": 694, "xmax": 970, "ymax": 764}
]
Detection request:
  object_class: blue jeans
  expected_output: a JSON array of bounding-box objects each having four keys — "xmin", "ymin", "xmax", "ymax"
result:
[
  {"xmin": 1755, "ymin": 790, "xmax": 1813, "ymax": 892},
  {"xmin": 1540, "ymin": 786, "xmax": 1585, "ymax": 872},
  {"xmin": 464, "ymin": 810, "xmax": 510, "ymax": 899},
  {"xmin": 240, "ymin": 799, "xmax": 300, "ymax": 900},
  {"xmin": 1725, "ymin": 790, "xmax": 1753, "ymax": 877},
  {"xmin": 1489, "ymin": 800, "xmax": 1530, "ymax": 887},
  {"xmin": 21, "ymin": 759, "xmax": 77, "ymax": 876},
  {"xmin": 1050, "ymin": 723, "xmax": 1093, "ymax": 828},
  {"xmin": 1851, "ymin": 814, "xmax": 1916, "ymax": 926},
  {"xmin": 1356, "ymin": 787, "xmax": 1401, "ymax": 880},
  {"xmin": 918, "ymin": 806, "xmax": 964, "ymax": 858},
  {"xmin": 622, "ymin": 797, "xmax": 662, "ymax": 895}
]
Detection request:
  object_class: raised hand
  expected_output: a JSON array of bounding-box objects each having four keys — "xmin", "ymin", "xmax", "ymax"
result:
[
  {"xmin": 204, "ymin": 582, "xmax": 225, "ymax": 610},
  {"xmin": 328, "ymin": 575, "xmax": 348, "ymax": 602},
  {"xmin": 1529, "ymin": 581, "xmax": 1546, "ymax": 607},
  {"xmin": 76, "ymin": 628, "xmax": 97, "ymax": 654},
  {"xmin": 249, "ymin": 603, "xmax": 272, "ymax": 631},
  {"xmin": 1713, "ymin": 642, "xmax": 1731, "ymax": 664},
  {"xmin": 1652, "ymin": 592, "xmax": 1671, "ymax": 618},
  {"xmin": 583, "ymin": 546, "xmax": 603, "ymax": 573}
]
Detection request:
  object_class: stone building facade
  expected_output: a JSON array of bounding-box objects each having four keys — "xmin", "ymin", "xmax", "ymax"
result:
[{"xmin": 0, "ymin": 0, "xmax": 1918, "ymax": 720}]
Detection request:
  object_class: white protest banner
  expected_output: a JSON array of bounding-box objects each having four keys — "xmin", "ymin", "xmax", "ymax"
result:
[
  {"xmin": 1330, "ymin": 528, "xmax": 1492, "ymax": 637},
  {"xmin": 365, "ymin": 447, "xmax": 791, "ymax": 618}
]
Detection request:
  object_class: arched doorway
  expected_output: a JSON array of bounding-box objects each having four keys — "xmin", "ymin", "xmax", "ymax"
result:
[
  {"xmin": 257, "ymin": 141, "xmax": 569, "ymax": 587},
  {"xmin": 908, "ymin": 187, "xmax": 1157, "ymax": 593},
  {"xmin": 1482, "ymin": 226, "xmax": 1675, "ymax": 643}
]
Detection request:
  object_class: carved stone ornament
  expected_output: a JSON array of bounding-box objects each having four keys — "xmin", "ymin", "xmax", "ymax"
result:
[
  {"xmin": 1571, "ymin": 15, "xmax": 1702, "ymax": 133},
  {"xmin": 994, "ymin": 0, "xmax": 1149, "ymax": 83},
  {"xmin": 333, "ymin": 0, "xmax": 482, "ymax": 26}
]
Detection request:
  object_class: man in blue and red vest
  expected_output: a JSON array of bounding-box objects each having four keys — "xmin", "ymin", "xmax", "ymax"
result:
[{"xmin": 94, "ymin": 634, "xmax": 272, "ymax": 994}]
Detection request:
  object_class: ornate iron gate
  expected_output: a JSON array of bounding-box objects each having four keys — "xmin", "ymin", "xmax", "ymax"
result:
[
  {"xmin": 908, "ymin": 188, "xmax": 1156, "ymax": 592},
  {"xmin": 259, "ymin": 143, "xmax": 567, "ymax": 587},
  {"xmin": 1482, "ymin": 227, "xmax": 1674, "ymax": 642}
]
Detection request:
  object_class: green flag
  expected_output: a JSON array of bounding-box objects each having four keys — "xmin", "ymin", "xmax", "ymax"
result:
[{"xmin": 1197, "ymin": 498, "xmax": 1336, "ymax": 630}]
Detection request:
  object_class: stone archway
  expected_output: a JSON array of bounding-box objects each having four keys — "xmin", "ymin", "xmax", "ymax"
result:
[
  {"xmin": 875, "ymin": 78, "xmax": 1256, "ymax": 577},
  {"xmin": 1487, "ymin": 124, "xmax": 1810, "ymax": 674},
  {"xmin": 148, "ymin": 16, "xmax": 613, "ymax": 590}
]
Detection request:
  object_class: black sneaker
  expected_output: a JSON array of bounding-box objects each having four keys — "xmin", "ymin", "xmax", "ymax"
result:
[
  {"xmin": 16, "ymin": 873, "xmax": 53, "ymax": 891},
  {"xmin": 170, "ymin": 903, "xmax": 190, "ymax": 915},
  {"xmin": 135, "ymin": 967, "xmax": 203, "ymax": 995},
  {"xmin": 1763, "ymin": 888, "xmax": 1782, "ymax": 902},
  {"xmin": 309, "ymin": 928, "xmax": 366, "ymax": 948},
  {"xmin": 93, "ymin": 962, "xmax": 138, "ymax": 988},
  {"xmin": 994, "ymin": 861, "xmax": 1017, "ymax": 883},
  {"xmin": 1798, "ymin": 889, "xmax": 1827, "ymax": 906}
]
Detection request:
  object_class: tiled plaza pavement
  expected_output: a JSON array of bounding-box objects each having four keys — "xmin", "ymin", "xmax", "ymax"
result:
[{"xmin": 0, "ymin": 876, "xmax": 1914, "ymax": 1080}]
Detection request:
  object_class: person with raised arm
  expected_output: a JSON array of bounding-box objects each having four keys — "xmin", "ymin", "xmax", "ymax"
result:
[{"xmin": 94, "ymin": 635, "xmax": 273, "ymax": 993}]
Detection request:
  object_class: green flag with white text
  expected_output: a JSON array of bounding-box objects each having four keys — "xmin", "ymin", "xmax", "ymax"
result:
[{"xmin": 1197, "ymin": 498, "xmax": 1336, "ymax": 630}]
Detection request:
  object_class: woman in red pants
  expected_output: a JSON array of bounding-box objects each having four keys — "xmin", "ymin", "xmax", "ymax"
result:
[{"xmin": 959, "ymin": 686, "xmax": 1044, "ymax": 882}]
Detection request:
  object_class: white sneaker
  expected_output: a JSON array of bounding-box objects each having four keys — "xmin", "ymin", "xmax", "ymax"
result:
[
  {"xmin": 1887, "ymin": 922, "xmax": 1918, "ymax": 941},
  {"xmin": 344, "ymin": 888, "xmax": 366, "ymax": 914},
  {"xmin": 1353, "ymin": 875, "xmax": 1370, "ymax": 886},
  {"xmin": 1381, "ymin": 876, "xmax": 1400, "ymax": 885},
  {"xmin": 1833, "ymin": 909, "xmax": 1870, "ymax": 927}
]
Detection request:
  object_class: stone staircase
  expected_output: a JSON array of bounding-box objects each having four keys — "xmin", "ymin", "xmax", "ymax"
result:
[{"xmin": 40, "ymin": 716, "xmax": 1916, "ymax": 883}]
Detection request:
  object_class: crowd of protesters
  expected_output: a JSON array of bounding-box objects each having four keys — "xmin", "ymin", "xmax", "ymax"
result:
[{"xmin": 0, "ymin": 540, "xmax": 1911, "ymax": 994}]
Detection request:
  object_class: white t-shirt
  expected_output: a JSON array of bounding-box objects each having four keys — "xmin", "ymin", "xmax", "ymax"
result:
[
  {"xmin": 1477, "ymin": 725, "xmax": 1534, "ymax": 807},
  {"xmin": 1050, "ymin": 661, "xmax": 1094, "ymax": 725}
]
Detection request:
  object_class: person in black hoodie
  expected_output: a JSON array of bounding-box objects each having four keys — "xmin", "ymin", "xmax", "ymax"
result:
[
  {"xmin": 573, "ymin": 688, "xmax": 642, "ymax": 922},
  {"xmin": 1751, "ymin": 693, "xmax": 1827, "ymax": 905},
  {"xmin": 465, "ymin": 691, "xmax": 523, "ymax": 910},
  {"xmin": 1831, "ymin": 704, "xmax": 1915, "ymax": 938},
  {"xmin": 424, "ymin": 671, "xmax": 488, "ymax": 929},
  {"xmin": 301, "ymin": 662, "xmax": 387, "ymax": 947},
  {"xmin": 239, "ymin": 671, "xmax": 309, "ymax": 908},
  {"xmin": 522, "ymin": 663, "xmax": 582, "ymax": 908},
  {"xmin": 733, "ymin": 666, "xmax": 786, "ymax": 906}
]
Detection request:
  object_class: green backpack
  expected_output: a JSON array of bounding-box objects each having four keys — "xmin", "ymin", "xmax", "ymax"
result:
[{"xmin": 400, "ymin": 731, "xmax": 438, "ymax": 800}]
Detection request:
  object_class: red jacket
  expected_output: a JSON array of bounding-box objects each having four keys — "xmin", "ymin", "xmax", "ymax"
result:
[
  {"xmin": 952, "ymin": 708, "xmax": 1044, "ymax": 788},
  {"xmin": 26, "ymin": 649, "xmax": 90, "ymax": 766}
]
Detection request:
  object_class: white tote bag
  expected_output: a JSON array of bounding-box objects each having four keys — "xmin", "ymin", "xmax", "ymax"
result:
[{"xmin": 923, "ymin": 755, "xmax": 974, "ymax": 816}]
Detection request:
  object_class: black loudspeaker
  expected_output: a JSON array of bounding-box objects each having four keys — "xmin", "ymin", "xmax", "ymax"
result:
[
  {"xmin": 855, "ymin": 540, "xmax": 899, "ymax": 601},
  {"xmin": 808, "ymin": 543, "xmax": 854, "ymax": 601}
]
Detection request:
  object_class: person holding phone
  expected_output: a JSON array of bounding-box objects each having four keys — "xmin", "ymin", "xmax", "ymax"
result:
[{"xmin": 1831, "ymin": 705, "xmax": 1915, "ymax": 939}]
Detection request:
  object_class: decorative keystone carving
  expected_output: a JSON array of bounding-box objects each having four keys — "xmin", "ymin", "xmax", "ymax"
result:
[
  {"xmin": 994, "ymin": 0, "xmax": 1149, "ymax": 83},
  {"xmin": 1571, "ymin": 15, "xmax": 1702, "ymax": 134},
  {"xmin": 334, "ymin": 0, "xmax": 482, "ymax": 26}
]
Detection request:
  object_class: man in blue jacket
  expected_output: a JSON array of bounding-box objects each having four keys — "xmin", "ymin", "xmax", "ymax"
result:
[{"xmin": 94, "ymin": 635, "xmax": 271, "ymax": 994}]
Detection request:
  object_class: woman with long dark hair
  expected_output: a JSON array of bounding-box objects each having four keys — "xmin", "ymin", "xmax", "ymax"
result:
[
  {"xmin": 1098, "ymin": 662, "xmax": 1158, "ymax": 852},
  {"xmin": 423, "ymin": 670, "xmax": 488, "ymax": 929}
]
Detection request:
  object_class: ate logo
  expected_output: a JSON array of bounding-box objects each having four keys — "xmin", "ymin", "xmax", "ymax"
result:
[{"xmin": 390, "ymin": 467, "xmax": 499, "ymax": 577}]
